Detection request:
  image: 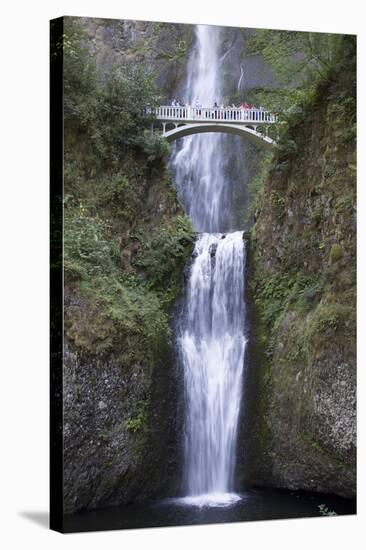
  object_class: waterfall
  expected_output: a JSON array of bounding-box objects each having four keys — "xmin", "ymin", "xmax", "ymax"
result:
[
  {"xmin": 172, "ymin": 25, "xmax": 247, "ymax": 507},
  {"xmin": 237, "ymin": 64, "xmax": 244, "ymax": 91},
  {"xmin": 171, "ymin": 25, "xmax": 232, "ymax": 233},
  {"xmin": 180, "ymin": 233, "xmax": 247, "ymax": 506}
]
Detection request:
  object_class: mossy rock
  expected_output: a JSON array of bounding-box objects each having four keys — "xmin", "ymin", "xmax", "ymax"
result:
[
  {"xmin": 329, "ymin": 243, "xmax": 343, "ymax": 264},
  {"xmin": 307, "ymin": 302, "xmax": 355, "ymax": 343}
]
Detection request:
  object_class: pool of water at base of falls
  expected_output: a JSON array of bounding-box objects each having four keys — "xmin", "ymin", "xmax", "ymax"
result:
[{"xmin": 63, "ymin": 488, "xmax": 356, "ymax": 532}]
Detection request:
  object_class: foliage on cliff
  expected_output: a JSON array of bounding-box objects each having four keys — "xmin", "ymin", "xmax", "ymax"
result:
[
  {"xmin": 231, "ymin": 30, "xmax": 354, "ymax": 143},
  {"xmin": 63, "ymin": 18, "xmax": 194, "ymax": 361},
  {"xmin": 248, "ymin": 34, "xmax": 356, "ymax": 497},
  {"xmin": 248, "ymin": 29, "xmax": 346, "ymax": 85}
]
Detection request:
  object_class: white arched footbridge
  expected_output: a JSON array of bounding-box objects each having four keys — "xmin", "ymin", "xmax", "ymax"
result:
[{"xmin": 148, "ymin": 106, "xmax": 277, "ymax": 148}]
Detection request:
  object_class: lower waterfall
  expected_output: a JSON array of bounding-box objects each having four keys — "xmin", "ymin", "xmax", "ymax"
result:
[{"xmin": 178, "ymin": 232, "xmax": 247, "ymax": 506}]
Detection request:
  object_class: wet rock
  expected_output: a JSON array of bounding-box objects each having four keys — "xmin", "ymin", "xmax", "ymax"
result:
[{"xmin": 246, "ymin": 45, "xmax": 356, "ymax": 499}]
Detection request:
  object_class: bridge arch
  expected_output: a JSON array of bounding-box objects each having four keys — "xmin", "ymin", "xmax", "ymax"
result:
[
  {"xmin": 165, "ymin": 122, "xmax": 176, "ymax": 132},
  {"xmin": 163, "ymin": 122, "xmax": 275, "ymax": 149}
]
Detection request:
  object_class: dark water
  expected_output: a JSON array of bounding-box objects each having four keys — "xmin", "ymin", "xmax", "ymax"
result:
[{"xmin": 63, "ymin": 488, "xmax": 356, "ymax": 533}]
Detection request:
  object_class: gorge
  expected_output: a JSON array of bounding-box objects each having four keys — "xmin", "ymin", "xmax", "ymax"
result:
[{"xmin": 59, "ymin": 16, "xmax": 356, "ymax": 531}]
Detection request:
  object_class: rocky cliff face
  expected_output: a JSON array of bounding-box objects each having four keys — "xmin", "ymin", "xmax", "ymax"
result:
[
  {"xmin": 62, "ymin": 16, "xmax": 195, "ymax": 514},
  {"xmin": 63, "ymin": 331, "xmax": 180, "ymax": 513},
  {"xmin": 80, "ymin": 17, "xmax": 194, "ymax": 100},
  {"xmin": 63, "ymin": 168, "xmax": 192, "ymax": 513},
  {"xmin": 247, "ymin": 38, "xmax": 356, "ymax": 498}
]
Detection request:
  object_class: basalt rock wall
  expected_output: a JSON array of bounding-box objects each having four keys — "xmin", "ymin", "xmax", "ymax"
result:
[{"xmin": 245, "ymin": 37, "xmax": 356, "ymax": 498}]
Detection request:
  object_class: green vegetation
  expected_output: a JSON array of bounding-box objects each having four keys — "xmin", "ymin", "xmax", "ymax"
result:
[
  {"xmin": 242, "ymin": 153, "xmax": 274, "ymax": 228},
  {"xmin": 250, "ymin": 266, "xmax": 325, "ymax": 361},
  {"xmin": 63, "ymin": 18, "xmax": 194, "ymax": 360},
  {"xmin": 307, "ymin": 303, "xmax": 355, "ymax": 338},
  {"xmin": 124, "ymin": 400, "xmax": 149, "ymax": 433},
  {"xmin": 253, "ymin": 269, "xmax": 324, "ymax": 329}
]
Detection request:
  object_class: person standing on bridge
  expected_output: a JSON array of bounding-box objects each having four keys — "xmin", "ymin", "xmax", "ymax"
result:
[
  {"xmin": 177, "ymin": 100, "xmax": 184, "ymax": 118},
  {"xmin": 180, "ymin": 100, "xmax": 185, "ymax": 117}
]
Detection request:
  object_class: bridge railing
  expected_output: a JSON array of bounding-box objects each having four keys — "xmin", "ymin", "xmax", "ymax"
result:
[{"xmin": 151, "ymin": 105, "xmax": 277, "ymax": 123}]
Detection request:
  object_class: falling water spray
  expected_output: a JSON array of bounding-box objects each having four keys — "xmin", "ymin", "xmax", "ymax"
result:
[{"xmin": 172, "ymin": 25, "xmax": 247, "ymax": 507}]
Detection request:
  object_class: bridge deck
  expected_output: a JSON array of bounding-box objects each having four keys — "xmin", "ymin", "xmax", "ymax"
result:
[{"xmin": 152, "ymin": 105, "xmax": 277, "ymax": 124}]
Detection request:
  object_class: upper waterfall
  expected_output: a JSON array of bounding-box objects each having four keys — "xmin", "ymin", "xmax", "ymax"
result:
[{"xmin": 171, "ymin": 25, "xmax": 232, "ymax": 233}]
